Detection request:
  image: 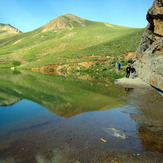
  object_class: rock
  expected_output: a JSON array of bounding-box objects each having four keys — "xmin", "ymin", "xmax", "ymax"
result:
[
  {"xmin": 149, "ymin": 75, "xmax": 158, "ymax": 87},
  {"xmin": 136, "ymin": 0, "xmax": 163, "ymax": 92}
]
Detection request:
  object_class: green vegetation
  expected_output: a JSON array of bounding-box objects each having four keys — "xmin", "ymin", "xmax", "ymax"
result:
[
  {"xmin": 0, "ymin": 69, "xmax": 127, "ymax": 117},
  {"xmin": 0, "ymin": 23, "xmax": 21, "ymax": 40},
  {"xmin": 0, "ymin": 32, "xmax": 18, "ymax": 40},
  {"xmin": 12, "ymin": 61, "xmax": 21, "ymax": 66},
  {"xmin": 49, "ymin": 68, "xmax": 54, "ymax": 72},
  {"xmin": 0, "ymin": 14, "xmax": 144, "ymax": 80},
  {"xmin": 60, "ymin": 61, "xmax": 127, "ymax": 82}
]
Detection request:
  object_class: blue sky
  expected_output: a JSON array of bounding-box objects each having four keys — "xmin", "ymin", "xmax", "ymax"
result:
[{"xmin": 0, "ymin": 0, "xmax": 154, "ymax": 32}]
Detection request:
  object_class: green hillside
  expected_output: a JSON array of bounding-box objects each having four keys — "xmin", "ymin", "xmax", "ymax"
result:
[
  {"xmin": 0, "ymin": 23, "xmax": 22, "ymax": 40},
  {"xmin": 0, "ymin": 13, "xmax": 144, "ymax": 75}
]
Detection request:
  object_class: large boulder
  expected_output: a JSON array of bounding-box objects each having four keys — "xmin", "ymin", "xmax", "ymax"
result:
[{"xmin": 136, "ymin": 0, "xmax": 163, "ymax": 91}]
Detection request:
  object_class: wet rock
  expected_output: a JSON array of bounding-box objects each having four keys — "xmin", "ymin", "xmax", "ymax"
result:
[{"xmin": 21, "ymin": 148, "xmax": 25, "ymax": 151}]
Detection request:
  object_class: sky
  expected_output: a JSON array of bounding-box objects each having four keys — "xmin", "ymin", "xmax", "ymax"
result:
[{"xmin": 0, "ymin": 0, "xmax": 154, "ymax": 32}]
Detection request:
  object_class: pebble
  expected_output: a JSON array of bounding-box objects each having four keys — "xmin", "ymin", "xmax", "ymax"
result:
[{"xmin": 21, "ymin": 148, "xmax": 25, "ymax": 151}]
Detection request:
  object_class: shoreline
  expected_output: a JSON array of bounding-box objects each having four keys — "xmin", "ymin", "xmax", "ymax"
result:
[
  {"xmin": 114, "ymin": 77, "xmax": 150, "ymax": 88},
  {"xmin": 114, "ymin": 77, "xmax": 163, "ymax": 96}
]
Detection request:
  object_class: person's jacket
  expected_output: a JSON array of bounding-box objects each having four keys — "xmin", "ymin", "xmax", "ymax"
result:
[
  {"xmin": 131, "ymin": 68, "xmax": 136, "ymax": 73},
  {"xmin": 126, "ymin": 66, "xmax": 131, "ymax": 72}
]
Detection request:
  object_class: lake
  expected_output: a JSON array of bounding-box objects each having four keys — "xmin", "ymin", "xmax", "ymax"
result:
[{"xmin": 0, "ymin": 69, "xmax": 163, "ymax": 163}]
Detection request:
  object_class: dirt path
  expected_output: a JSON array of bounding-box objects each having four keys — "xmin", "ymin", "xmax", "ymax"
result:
[{"xmin": 115, "ymin": 77, "xmax": 151, "ymax": 88}]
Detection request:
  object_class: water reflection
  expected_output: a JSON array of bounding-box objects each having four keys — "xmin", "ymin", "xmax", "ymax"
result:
[
  {"xmin": 0, "ymin": 69, "xmax": 162, "ymax": 162},
  {"xmin": 121, "ymin": 87, "xmax": 163, "ymax": 154},
  {"xmin": 0, "ymin": 69, "xmax": 127, "ymax": 117},
  {"xmin": 0, "ymin": 99, "xmax": 142, "ymax": 162},
  {"xmin": 124, "ymin": 87, "xmax": 134, "ymax": 93}
]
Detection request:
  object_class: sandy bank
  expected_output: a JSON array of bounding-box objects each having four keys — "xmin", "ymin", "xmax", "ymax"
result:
[{"xmin": 114, "ymin": 77, "xmax": 151, "ymax": 88}]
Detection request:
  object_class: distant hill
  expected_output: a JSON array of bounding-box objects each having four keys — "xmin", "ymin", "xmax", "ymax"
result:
[
  {"xmin": 0, "ymin": 23, "xmax": 22, "ymax": 40},
  {"xmin": 42, "ymin": 13, "xmax": 86, "ymax": 32},
  {"xmin": 0, "ymin": 13, "xmax": 144, "ymax": 72}
]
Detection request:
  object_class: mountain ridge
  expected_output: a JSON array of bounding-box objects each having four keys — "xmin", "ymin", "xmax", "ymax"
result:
[
  {"xmin": 0, "ymin": 23, "xmax": 22, "ymax": 40},
  {"xmin": 42, "ymin": 13, "xmax": 91, "ymax": 32},
  {"xmin": 0, "ymin": 23, "xmax": 22, "ymax": 33},
  {"xmin": 40, "ymin": 13, "xmax": 136, "ymax": 33}
]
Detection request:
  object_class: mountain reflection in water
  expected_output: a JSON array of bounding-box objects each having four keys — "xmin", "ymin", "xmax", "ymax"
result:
[
  {"xmin": 0, "ymin": 69, "xmax": 162, "ymax": 163},
  {"xmin": 0, "ymin": 69, "xmax": 127, "ymax": 117}
]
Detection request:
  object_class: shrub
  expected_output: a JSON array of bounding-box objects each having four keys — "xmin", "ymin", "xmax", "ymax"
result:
[
  {"xmin": 103, "ymin": 68, "xmax": 107, "ymax": 71},
  {"xmin": 96, "ymin": 62, "xmax": 100, "ymax": 66},
  {"xmin": 12, "ymin": 70, "xmax": 21, "ymax": 75},
  {"xmin": 12, "ymin": 61, "xmax": 21, "ymax": 66},
  {"xmin": 49, "ymin": 68, "xmax": 54, "ymax": 72}
]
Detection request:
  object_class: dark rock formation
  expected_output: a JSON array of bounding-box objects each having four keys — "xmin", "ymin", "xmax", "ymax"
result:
[{"xmin": 136, "ymin": 0, "xmax": 163, "ymax": 92}]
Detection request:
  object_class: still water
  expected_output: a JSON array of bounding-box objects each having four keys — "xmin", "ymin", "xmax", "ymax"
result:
[{"xmin": 0, "ymin": 70, "xmax": 162, "ymax": 162}]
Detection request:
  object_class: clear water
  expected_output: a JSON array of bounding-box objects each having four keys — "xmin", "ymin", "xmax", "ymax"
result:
[{"xmin": 0, "ymin": 70, "xmax": 162, "ymax": 162}]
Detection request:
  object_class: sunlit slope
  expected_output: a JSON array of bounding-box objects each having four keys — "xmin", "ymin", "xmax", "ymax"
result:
[
  {"xmin": 0, "ymin": 23, "xmax": 22, "ymax": 40},
  {"xmin": 0, "ymin": 13, "xmax": 144, "ymax": 68}
]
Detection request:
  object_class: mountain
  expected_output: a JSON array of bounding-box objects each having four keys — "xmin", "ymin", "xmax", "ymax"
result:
[
  {"xmin": 0, "ymin": 23, "xmax": 22, "ymax": 39},
  {"xmin": 0, "ymin": 13, "xmax": 144, "ymax": 73},
  {"xmin": 42, "ymin": 13, "xmax": 86, "ymax": 32},
  {"xmin": 135, "ymin": 0, "xmax": 163, "ymax": 92}
]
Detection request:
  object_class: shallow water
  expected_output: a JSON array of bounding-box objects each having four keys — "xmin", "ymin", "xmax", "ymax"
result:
[{"xmin": 0, "ymin": 70, "xmax": 162, "ymax": 162}]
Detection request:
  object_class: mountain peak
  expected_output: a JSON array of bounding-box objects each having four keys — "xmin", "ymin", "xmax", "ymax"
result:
[
  {"xmin": 42, "ymin": 13, "xmax": 86, "ymax": 32},
  {"xmin": 63, "ymin": 13, "xmax": 74, "ymax": 16},
  {"xmin": 0, "ymin": 23, "xmax": 22, "ymax": 34}
]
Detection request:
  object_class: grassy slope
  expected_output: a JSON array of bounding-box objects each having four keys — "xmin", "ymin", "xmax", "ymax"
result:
[
  {"xmin": 0, "ymin": 24, "xmax": 21, "ymax": 40},
  {"xmin": 0, "ymin": 18, "xmax": 144, "ymax": 69},
  {"xmin": 0, "ymin": 31, "xmax": 19, "ymax": 40}
]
